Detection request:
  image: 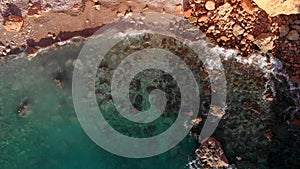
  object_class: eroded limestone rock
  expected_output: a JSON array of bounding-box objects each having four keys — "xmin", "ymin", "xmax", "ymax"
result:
[
  {"xmin": 195, "ymin": 137, "xmax": 229, "ymax": 168},
  {"xmin": 253, "ymin": 0, "xmax": 300, "ymax": 16},
  {"xmin": 3, "ymin": 15, "xmax": 24, "ymax": 32}
]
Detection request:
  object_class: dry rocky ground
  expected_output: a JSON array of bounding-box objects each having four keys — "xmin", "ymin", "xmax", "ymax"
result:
[
  {"xmin": 182, "ymin": 0, "xmax": 300, "ymax": 85},
  {"xmin": 0, "ymin": 0, "xmax": 180, "ymax": 56}
]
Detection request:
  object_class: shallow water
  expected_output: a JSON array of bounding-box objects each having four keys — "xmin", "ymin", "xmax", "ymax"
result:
[{"xmin": 0, "ymin": 44, "xmax": 200, "ymax": 169}]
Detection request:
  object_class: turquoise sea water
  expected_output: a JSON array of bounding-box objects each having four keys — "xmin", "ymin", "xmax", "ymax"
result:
[{"xmin": 0, "ymin": 44, "xmax": 198, "ymax": 169}]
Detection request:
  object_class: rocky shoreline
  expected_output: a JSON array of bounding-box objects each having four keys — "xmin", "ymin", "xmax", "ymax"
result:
[
  {"xmin": 0, "ymin": 0, "xmax": 299, "ymax": 84},
  {"xmin": 183, "ymin": 0, "xmax": 299, "ymax": 84},
  {"xmin": 1, "ymin": 0, "xmax": 300, "ymax": 168}
]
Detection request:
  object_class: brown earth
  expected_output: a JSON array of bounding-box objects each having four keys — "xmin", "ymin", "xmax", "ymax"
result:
[{"xmin": 0, "ymin": 0, "xmax": 182, "ymax": 57}]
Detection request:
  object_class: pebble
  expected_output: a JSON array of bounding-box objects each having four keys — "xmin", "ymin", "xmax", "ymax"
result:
[
  {"xmin": 206, "ymin": 26, "xmax": 215, "ymax": 33},
  {"xmin": 233, "ymin": 24, "xmax": 245, "ymax": 37},
  {"xmin": 205, "ymin": 1, "xmax": 216, "ymax": 11},
  {"xmin": 188, "ymin": 16, "xmax": 198, "ymax": 23},
  {"xmin": 0, "ymin": 43, "xmax": 5, "ymax": 49},
  {"xmin": 287, "ymin": 30, "xmax": 299, "ymax": 41},
  {"xmin": 195, "ymin": 8, "xmax": 207, "ymax": 15},
  {"xmin": 246, "ymin": 34, "xmax": 255, "ymax": 41},
  {"xmin": 44, "ymin": 4, "xmax": 52, "ymax": 12},
  {"xmin": 236, "ymin": 156, "xmax": 242, "ymax": 161},
  {"xmin": 184, "ymin": 8, "xmax": 193, "ymax": 18},
  {"xmin": 217, "ymin": 3, "xmax": 233, "ymax": 16},
  {"xmin": 10, "ymin": 40, "xmax": 16, "ymax": 47},
  {"xmin": 143, "ymin": 5, "xmax": 149, "ymax": 11},
  {"xmin": 218, "ymin": 36, "xmax": 230, "ymax": 42},
  {"xmin": 5, "ymin": 48, "xmax": 11, "ymax": 53},
  {"xmin": 73, "ymin": 3, "xmax": 81, "ymax": 9},
  {"xmin": 198, "ymin": 15, "xmax": 208, "ymax": 22},
  {"xmin": 124, "ymin": 9, "xmax": 133, "ymax": 17},
  {"xmin": 93, "ymin": 4, "xmax": 101, "ymax": 10},
  {"xmin": 116, "ymin": 12, "xmax": 124, "ymax": 17}
]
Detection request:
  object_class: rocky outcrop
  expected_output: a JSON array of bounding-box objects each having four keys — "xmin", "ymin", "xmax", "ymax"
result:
[
  {"xmin": 254, "ymin": 33, "xmax": 276, "ymax": 53},
  {"xmin": 252, "ymin": 0, "xmax": 300, "ymax": 16},
  {"xmin": 184, "ymin": 0, "xmax": 277, "ymax": 56},
  {"xmin": 195, "ymin": 137, "xmax": 229, "ymax": 168}
]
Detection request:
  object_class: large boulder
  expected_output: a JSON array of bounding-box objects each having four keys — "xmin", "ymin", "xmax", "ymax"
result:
[
  {"xmin": 3, "ymin": 15, "xmax": 24, "ymax": 32},
  {"xmin": 195, "ymin": 137, "xmax": 229, "ymax": 168},
  {"xmin": 254, "ymin": 33, "xmax": 276, "ymax": 53},
  {"xmin": 253, "ymin": 0, "xmax": 300, "ymax": 16}
]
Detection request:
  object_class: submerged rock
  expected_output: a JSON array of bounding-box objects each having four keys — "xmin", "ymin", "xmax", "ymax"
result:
[{"xmin": 17, "ymin": 97, "xmax": 29, "ymax": 117}]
